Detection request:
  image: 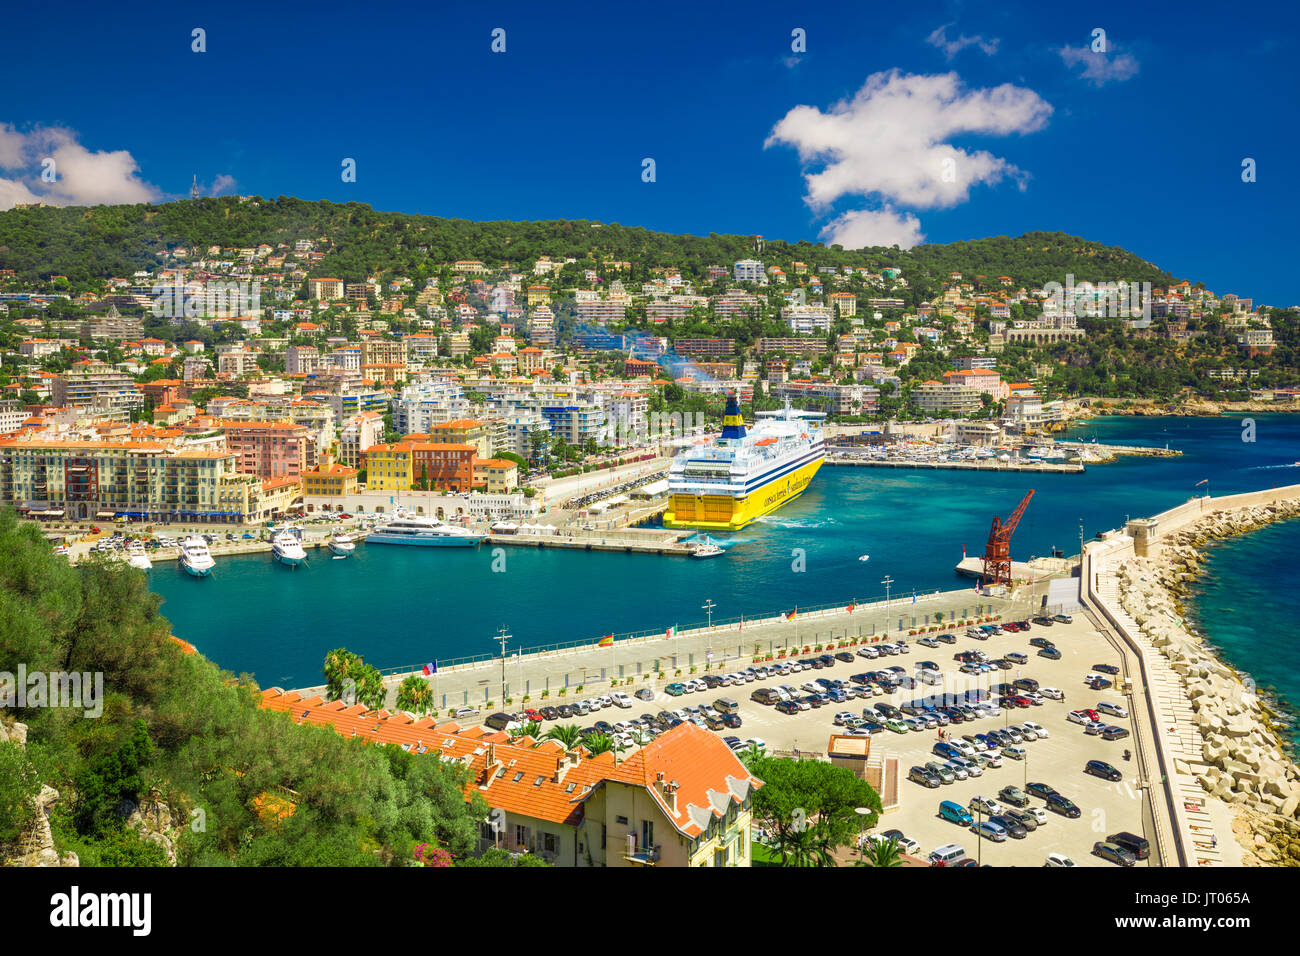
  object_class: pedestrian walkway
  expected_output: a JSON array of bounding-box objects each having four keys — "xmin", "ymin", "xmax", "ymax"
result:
[{"xmin": 1085, "ymin": 536, "xmax": 1238, "ymax": 866}]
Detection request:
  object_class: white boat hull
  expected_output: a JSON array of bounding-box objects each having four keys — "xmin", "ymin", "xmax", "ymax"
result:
[
  {"xmin": 272, "ymin": 548, "xmax": 306, "ymax": 566},
  {"xmin": 181, "ymin": 559, "xmax": 211, "ymax": 577},
  {"xmin": 328, "ymin": 540, "xmax": 355, "ymax": 556},
  {"xmin": 365, "ymin": 532, "xmax": 485, "ymax": 547}
]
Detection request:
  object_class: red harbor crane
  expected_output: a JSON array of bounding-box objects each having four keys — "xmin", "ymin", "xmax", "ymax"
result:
[{"xmin": 982, "ymin": 489, "xmax": 1034, "ymax": 586}]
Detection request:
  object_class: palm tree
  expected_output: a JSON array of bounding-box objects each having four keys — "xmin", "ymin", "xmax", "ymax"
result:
[
  {"xmin": 543, "ymin": 723, "xmax": 582, "ymax": 749},
  {"xmin": 738, "ymin": 742, "xmax": 764, "ymax": 771},
  {"xmin": 394, "ymin": 675, "xmax": 433, "ymax": 715},
  {"xmin": 857, "ymin": 836, "xmax": 902, "ymax": 867},
  {"xmin": 582, "ymin": 732, "xmax": 615, "ymax": 756},
  {"xmin": 509, "ymin": 720, "xmax": 542, "ymax": 741}
]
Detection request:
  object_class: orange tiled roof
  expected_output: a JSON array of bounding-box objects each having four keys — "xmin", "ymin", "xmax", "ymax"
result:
[{"xmin": 258, "ymin": 689, "xmax": 760, "ymax": 835}]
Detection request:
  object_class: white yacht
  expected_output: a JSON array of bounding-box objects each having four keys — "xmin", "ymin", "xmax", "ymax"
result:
[
  {"xmin": 327, "ymin": 531, "xmax": 356, "ymax": 557},
  {"xmin": 690, "ymin": 535, "xmax": 725, "ymax": 559},
  {"xmin": 179, "ymin": 536, "xmax": 214, "ymax": 577},
  {"xmin": 366, "ymin": 511, "xmax": 486, "ymax": 547},
  {"xmin": 271, "ymin": 528, "xmax": 307, "ymax": 567},
  {"xmin": 124, "ymin": 539, "xmax": 152, "ymax": 571}
]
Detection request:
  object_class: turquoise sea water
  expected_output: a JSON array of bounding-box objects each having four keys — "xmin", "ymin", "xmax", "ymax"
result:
[{"xmin": 150, "ymin": 415, "xmax": 1300, "ymax": 729}]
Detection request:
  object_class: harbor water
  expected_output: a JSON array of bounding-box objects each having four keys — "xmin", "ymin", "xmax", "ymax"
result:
[{"xmin": 150, "ymin": 414, "xmax": 1300, "ymax": 735}]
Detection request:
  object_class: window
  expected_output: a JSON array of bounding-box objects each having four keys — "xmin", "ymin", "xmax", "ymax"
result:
[
  {"xmin": 543, "ymin": 833, "xmax": 556, "ymax": 854},
  {"xmin": 615, "ymin": 815, "xmax": 629, "ymax": 826}
]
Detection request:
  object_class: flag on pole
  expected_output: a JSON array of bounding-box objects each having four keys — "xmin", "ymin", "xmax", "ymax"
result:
[
  {"xmin": 597, "ymin": 634, "xmax": 614, "ymax": 647},
  {"xmin": 785, "ymin": 608, "xmax": 797, "ymax": 621},
  {"xmin": 846, "ymin": 602, "xmax": 855, "ymax": 613},
  {"xmin": 422, "ymin": 661, "xmax": 437, "ymax": 676},
  {"xmin": 1195, "ymin": 479, "xmax": 1208, "ymax": 486},
  {"xmin": 912, "ymin": 591, "xmax": 917, "ymax": 604},
  {"xmin": 665, "ymin": 626, "xmax": 675, "ymax": 639}
]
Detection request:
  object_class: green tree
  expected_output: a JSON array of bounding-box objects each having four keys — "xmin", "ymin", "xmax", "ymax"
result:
[
  {"xmin": 748, "ymin": 756, "xmax": 880, "ymax": 865},
  {"xmin": 857, "ymin": 835, "xmax": 903, "ymax": 867},
  {"xmin": 0, "ymin": 740, "xmax": 41, "ymax": 845},
  {"xmin": 543, "ymin": 724, "xmax": 582, "ymax": 749},
  {"xmin": 395, "ymin": 675, "xmax": 434, "ymax": 715}
]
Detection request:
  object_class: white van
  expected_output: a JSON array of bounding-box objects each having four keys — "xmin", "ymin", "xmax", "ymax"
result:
[
  {"xmin": 928, "ymin": 843, "xmax": 967, "ymax": 866},
  {"xmin": 610, "ymin": 691, "xmax": 632, "ymax": 708}
]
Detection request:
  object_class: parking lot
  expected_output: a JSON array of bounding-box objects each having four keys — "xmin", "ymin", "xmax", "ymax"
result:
[{"xmin": 510, "ymin": 612, "xmax": 1151, "ymax": 867}]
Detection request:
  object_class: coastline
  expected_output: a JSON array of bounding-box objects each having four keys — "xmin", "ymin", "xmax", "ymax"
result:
[
  {"xmin": 1068, "ymin": 398, "xmax": 1300, "ymax": 420},
  {"xmin": 1113, "ymin": 499, "xmax": 1300, "ymax": 866}
]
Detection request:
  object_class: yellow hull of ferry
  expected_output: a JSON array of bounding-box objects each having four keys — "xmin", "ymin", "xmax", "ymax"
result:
[{"xmin": 663, "ymin": 457, "xmax": 824, "ymax": 531}]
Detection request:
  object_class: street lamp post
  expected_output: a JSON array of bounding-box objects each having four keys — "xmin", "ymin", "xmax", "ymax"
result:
[
  {"xmin": 882, "ymin": 575, "xmax": 894, "ymax": 617},
  {"xmin": 495, "ymin": 626, "xmax": 510, "ymax": 704},
  {"xmin": 702, "ymin": 599, "xmax": 716, "ymax": 630}
]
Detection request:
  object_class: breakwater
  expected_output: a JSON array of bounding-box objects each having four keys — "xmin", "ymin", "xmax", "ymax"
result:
[{"xmin": 1109, "ymin": 493, "xmax": 1300, "ymax": 866}]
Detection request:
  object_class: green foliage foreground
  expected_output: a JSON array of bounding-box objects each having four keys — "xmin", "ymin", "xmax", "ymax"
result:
[{"xmin": 0, "ymin": 510, "xmax": 522, "ymax": 866}]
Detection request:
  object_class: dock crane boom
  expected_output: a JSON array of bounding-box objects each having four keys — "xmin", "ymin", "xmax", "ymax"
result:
[{"xmin": 982, "ymin": 489, "xmax": 1035, "ymax": 587}]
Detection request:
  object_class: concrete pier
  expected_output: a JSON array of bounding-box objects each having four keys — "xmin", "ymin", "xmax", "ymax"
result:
[{"xmin": 284, "ymin": 585, "xmax": 1052, "ymax": 717}]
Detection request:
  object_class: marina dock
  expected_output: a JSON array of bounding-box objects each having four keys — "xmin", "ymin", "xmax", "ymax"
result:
[{"xmin": 826, "ymin": 456, "xmax": 1083, "ymax": 473}]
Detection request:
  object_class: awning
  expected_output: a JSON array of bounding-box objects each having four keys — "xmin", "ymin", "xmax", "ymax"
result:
[
  {"xmin": 34, "ymin": 510, "xmax": 65, "ymax": 518},
  {"xmin": 96, "ymin": 511, "xmax": 116, "ymax": 519}
]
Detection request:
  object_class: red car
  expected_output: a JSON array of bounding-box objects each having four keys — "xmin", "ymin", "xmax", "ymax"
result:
[
  {"xmin": 1007, "ymin": 695, "xmax": 1032, "ymax": 708},
  {"xmin": 523, "ymin": 708, "xmax": 544, "ymax": 722},
  {"xmin": 1081, "ymin": 708, "xmax": 1101, "ymax": 722}
]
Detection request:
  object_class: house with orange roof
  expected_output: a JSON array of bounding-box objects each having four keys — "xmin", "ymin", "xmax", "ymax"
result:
[{"xmin": 258, "ymin": 688, "xmax": 762, "ymax": 867}]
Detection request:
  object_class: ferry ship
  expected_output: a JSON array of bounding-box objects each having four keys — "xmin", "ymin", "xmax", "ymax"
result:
[
  {"xmin": 663, "ymin": 395, "xmax": 825, "ymax": 531},
  {"xmin": 365, "ymin": 511, "xmax": 487, "ymax": 547},
  {"xmin": 178, "ymin": 535, "xmax": 215, "ymax": 577}
]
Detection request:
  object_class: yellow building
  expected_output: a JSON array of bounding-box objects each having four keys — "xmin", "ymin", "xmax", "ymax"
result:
[
  {"xmin": 430, "ymin": 418, "xmax": 491, "ymax": 457},
  {"xmin": 363, "ymin": 442, "xmax": 414, "ymax": 490},
  {"xmin": 259, "ymin": 690, "xmax": 763, "ymax": 868},
  {"xmin": 301, "ymin": 463, "xmax": 360, "ymax": 497},
  {"xmin": 472, "ymin": 458, "xmax": 519, "ymax": 493}
]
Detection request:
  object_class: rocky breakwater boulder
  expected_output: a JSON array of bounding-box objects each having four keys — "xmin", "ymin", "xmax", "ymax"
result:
[
  {"xmin": 0, "ymin": 718, "xmax": 79, "ymax": 868},
  {"xmin": 120, "ymin": 794, "xmax": 187, "ymax": 866},
  {"xmin": 1114, "ymin": 498, "xmax": 1300, "ymax": 865}
]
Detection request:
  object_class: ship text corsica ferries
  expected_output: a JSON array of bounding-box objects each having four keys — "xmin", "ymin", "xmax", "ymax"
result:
[{"xmin": 663, "ymin": 395, "xmax": 825, "ymax": 531}]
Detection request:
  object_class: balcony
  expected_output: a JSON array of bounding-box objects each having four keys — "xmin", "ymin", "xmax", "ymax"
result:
[{"xmin": 623, "ymin": 843, "xmax": 661, "ymax": 865}]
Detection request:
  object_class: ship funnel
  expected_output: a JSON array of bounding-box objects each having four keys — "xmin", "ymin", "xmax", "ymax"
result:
[{"xmin": 720, "ymin": 393, "xmax": 746, "ymax": 440}]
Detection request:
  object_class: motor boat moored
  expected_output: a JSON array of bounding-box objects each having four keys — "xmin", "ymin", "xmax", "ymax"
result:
[
  {"xmin": 179, "ymin": 535, "xmax": 214, "ymax": 577},
  {"xmin": 271, "ymin": 528, "xmax": 307, "ymax": 566}
]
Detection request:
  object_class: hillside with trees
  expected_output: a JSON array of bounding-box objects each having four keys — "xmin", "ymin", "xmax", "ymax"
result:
[{"xmin": 0, "ymin": 197, "xmax": 1181, "ymax": 292}]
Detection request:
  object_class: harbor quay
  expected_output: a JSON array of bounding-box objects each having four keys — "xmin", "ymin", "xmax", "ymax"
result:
[
  {"xmin": 285, "ymin": 583, "xmax": 1052, "ymax": 714},
  {"xmin": 826, "ymin": 457, "xmax": 1084, "ymax": 474}
]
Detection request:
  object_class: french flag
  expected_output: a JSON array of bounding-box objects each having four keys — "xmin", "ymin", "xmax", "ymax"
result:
[{"xmin": 422, "ymin": 661, "xmax": 437, "ymax": 676}]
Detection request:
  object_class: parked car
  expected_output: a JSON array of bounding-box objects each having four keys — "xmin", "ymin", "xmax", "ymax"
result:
[
  {"xmin": 967, "ymin": 795, "xmax": 1001, "ymax": 815},
  {"xmin": 1040, "ymin": 687, "xmax": 1065, "ymax": 701},
  {"xmin": 1102, "ymin": 726, "xmax": 1131, "ymax": 741},
  {"xmin": 910, "ymin": 765, "xmax": 942, "ymax": 788},
  {"xmin": 1098, "ymin": 700, "xmax": 1129, "ymax": 718},
  {"xmin": 998, "ymin": 785, "xmax": 1030, "ymax": 808},
  {"xmin": 939, "ymin": 801, "xmax": 973, "ymax": 826},
  {"xmin": 1022, "ymin": 721, "xmax": 1049, "ymax": 738},
  {"xmin": 1003, "ymin": 807, "xmax": 1039, "ymax": 832},
  {"xmin": 1038, "ymin": 647, "xmax": 1062, "ymax": 660},
  {"xmin": 1052, "ymin": 614, "xmax": 1073, "ymax": 624},
  {"xmin": 989, "ymin": 813, "xmax": 1028, "ymax": 839},
  {"xmin": 972, "ymin": 820, "xmax": 1008, "ymax": 842},
  {"xmin": 665, "ymin": 683, "xmax": 687, "ymax": 697},
  {"xmin": 1029, "ymin": 637, "xmax": 1055, "ymax": 650},
  {"xmin": 1086, "ymin": 760, "xmax": 1122, "ymax": 782},
  {"xmin": 1092, "ymin": 663, "xmax": 1120, "ymax": 675},
  {"xmin": 1005, "ymin": 652, "xmax": 1029, "ymax": 664},
  {"xmin": 924, "ymin": 761, "xmax": 956, "ymax": 784},
  {"xmin": 1044, "ymin": 853, "xmax": 1076, "ymax": 867},
  {"xmin": 1106, "ymin": 831, "xmax": 1151, "ymax": 861},
  {"xmin": 1025, "ymin": 781, "xmax": 1058, "ymax": 800},
  {"xmin": 775, "ymin": 700, "xmax": 799, "ymax": 715},
  {"xmin": 1092, "ymin": 841, "xmax": 1135, "ymax": 866},
  {"xmin": 1046, "ymin": 793, "xmax": 1081, "ymax": 818},
  {"xmin": 634, "ymin": 688, "xmax": 654, "ymax": 701}
]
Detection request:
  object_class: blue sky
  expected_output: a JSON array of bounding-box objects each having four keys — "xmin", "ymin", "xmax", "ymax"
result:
[{"xmin": 2, "ymin": 0, "xmax": 1297, "ymax": 303}]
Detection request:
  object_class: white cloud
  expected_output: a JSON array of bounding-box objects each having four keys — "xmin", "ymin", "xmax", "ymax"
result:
[
  {"xmin": 766, "ymin": 70, "xmax": 1051, "ymax": 249},
  {"xmin": 209, "ymin": 174, "xmax": 237, "ymax": 196},
  {"xmin": 927, "ymin": 23, "xmax": 999, "ymax": 60},
  {"xmin": 820, "ymin": 207, "xmax": 925, "ymax": 249},
  {"xmin": 0, "ymin": 124, "xmax": 162, "ymax": 210},
  {"xmin": 1058, "ymin": 44, "xmax": 1139, "ymax": 86}
]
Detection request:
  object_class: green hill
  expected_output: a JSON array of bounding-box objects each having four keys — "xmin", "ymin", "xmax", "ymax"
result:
[{"xmin": 0, "ymin": 197, "xmax": 1181, "ymax": 292}]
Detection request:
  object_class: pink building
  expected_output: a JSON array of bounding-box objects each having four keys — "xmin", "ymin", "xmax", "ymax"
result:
[{"xmin": 219, "ymin": 421, "xmax": 314, "ymax": 480}]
